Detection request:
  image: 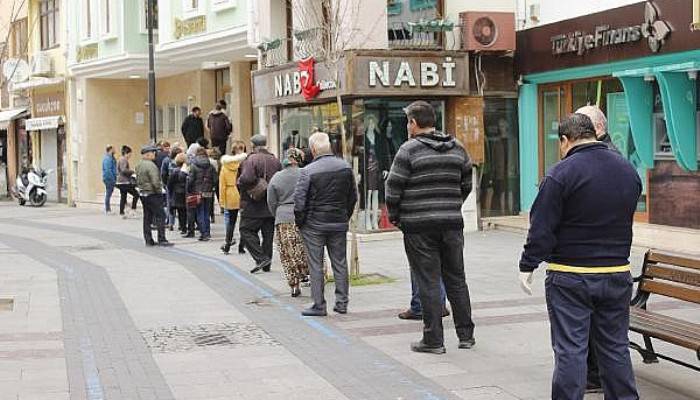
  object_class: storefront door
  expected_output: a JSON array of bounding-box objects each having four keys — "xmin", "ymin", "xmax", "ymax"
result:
[{"xmin": 539, "ymin": 84, "xmax": 570, "ymax": 176}]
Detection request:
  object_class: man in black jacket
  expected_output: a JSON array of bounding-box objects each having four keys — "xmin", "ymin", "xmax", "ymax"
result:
[
  {"xmin": 294, "ymin": 132, "xmax": 357, "ymax": 317},
  {"xmin": 385, "ymin": 101, "xmax": 475, "ymax": 354},
  {"xmin": 181, "ymin": 107, "xmax": 204, "ymax": 148},
  {"xmin": 518, "ymin": 113, "xmax": 640, "ymax": 400}
]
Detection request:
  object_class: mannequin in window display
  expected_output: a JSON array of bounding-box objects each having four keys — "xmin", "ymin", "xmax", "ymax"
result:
[{"xmin": 363, "ymin": 114, "xmax": 392, "ymax": 231}]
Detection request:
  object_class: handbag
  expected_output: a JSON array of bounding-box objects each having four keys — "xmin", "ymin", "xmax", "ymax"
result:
[
  {"xmin": 247, "ymin": 157, "xmax": 269, "ymax": 201},
  {"xmin": 186, "ymin": 193, "xmax": 202, "ymax": 208}
]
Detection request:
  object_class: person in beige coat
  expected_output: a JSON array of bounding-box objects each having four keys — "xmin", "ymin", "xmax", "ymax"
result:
[{"xmin": 219, "ymin": 140, "xmax": 247, "ymax": 254}]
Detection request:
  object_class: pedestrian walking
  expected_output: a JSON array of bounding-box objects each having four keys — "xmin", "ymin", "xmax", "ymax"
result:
[
  {"xmin": 207, "ymin": 148, "xmax": 221, "ymax": 224},
  {"xmin": 135, "ymin": 145, "xmax": 173, "ymax": 247},
  {"xmin": 218, "ymin": 140, "xmax": 247, "ymax": 255},
  {"xmin": 182, "ymin": 107, "xmax": 204, "ymax": 148},
  {"xmin": 268, "ymin": 148, "xmax": 309, "ymax": 297},
  {"xmin": 116, "ymin": 145, "xmax": 139, "ymax": 218},
  {"xmin": 385, "ymin": 101, "xmax": 475, "ymax": 354},
  {"xmin": 102, "ymin": 145, "xmax": 117, "ymax": 214},
  {"xmin": 207, "ymin": 102, "xmax": 232, "ymax": 155},
  {"xmin": 518, "ymin": 113, "xmax": 641, "ymax": 400},
  {"xmin": 573, "ymin": 105, "xmax": 619, "ymax": 393},
  {"xmin": 187, "ymin": 147, "xmax": 216, "ymax": 241},
  {"xmin": 294, "ymin": 132, "xmax": 357, "ymax": 316},
  {"xmin": 167, "ymin": 153, "xmax": 188, "ymax": 234},
  {"xmin": 237, "ymin": 134, "xmax": 282, "ymax": 274}
]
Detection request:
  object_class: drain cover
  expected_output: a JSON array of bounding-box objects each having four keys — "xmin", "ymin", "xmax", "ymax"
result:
[{"xmin": 141, "ymin": 322, "xmax": 279, "ymax": 353}]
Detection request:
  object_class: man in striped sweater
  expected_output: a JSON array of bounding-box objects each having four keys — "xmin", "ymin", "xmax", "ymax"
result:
[{"xmin": 385, "ymin": 101, "xmax": 476, "ymax": 354}]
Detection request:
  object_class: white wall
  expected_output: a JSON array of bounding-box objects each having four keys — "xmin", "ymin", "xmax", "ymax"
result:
[{"xmin": 516, "ymin": 0, "xmax": 642, "ymax": 29}]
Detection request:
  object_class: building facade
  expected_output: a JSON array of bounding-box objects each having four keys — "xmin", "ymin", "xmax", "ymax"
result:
[
  {"xmin": 251, "ymin": 0, "xmax": 519, "ymax": 232},
  {"xmin": 516, "ymin": 0, "xmax": 700, "ymax": 229},
  {"xmin": 67, "ymin": 0, "xmax": 257, "ymax": 205}
]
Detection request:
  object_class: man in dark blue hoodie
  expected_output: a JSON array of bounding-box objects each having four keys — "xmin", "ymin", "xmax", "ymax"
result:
[{"xmin": 519, "ymin": 113, "xmax": 641, "ymax": 400}]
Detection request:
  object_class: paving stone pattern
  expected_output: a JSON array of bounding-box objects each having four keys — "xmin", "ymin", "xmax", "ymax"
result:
[{"xmin": 140, "ymin": 322, "xmax": 280, "ymax": 353}]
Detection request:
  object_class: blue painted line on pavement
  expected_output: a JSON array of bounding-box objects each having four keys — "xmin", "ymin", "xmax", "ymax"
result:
[{"xmin": 170, "ymin": 248, "xmax": 350, "ymax": 344}]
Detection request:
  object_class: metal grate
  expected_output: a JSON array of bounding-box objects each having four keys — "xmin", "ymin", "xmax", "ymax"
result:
[{"xmin": 141, "ymin": 322, "xmax": 279, "ymax": 353}]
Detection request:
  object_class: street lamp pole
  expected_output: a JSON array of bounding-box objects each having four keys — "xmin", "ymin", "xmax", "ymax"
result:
[{"xmin": 147, "ymin": 0, "xmax": 157, "ymax": 143}]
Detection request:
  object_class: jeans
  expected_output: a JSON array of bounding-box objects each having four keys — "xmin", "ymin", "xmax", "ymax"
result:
[
  {"xmin": 104, "ymin": 182, "xmax": 115, "ymax": 212},
  {"xmin": 224, "ymin": 209, "xmax": 239, "ymax": 245},
  {"xmin": 239, "ymin": 217, "xmax": 275, "ymax": 265},
  {"xmin": 301, "ymin": 228, "xmax": 349, "ymax": 311},
  {"xmin": 410, "ymin": 270, "xmax": 446, "ymax": 314},
  {"xmin": 117, "ymin": 184, "xmax": 139, "ymax": 214},
  {"xmin": 141, "ymin": 194, "xmax": 166, "ymax": 244},
  {"xmin": 196, "ymin": 200, "xmax": 211, "ymax": 238},
  {"xmin": 545, "ymin": 272, "xmax": 638, "ymax": 400},
  {"xmin": 403, "ymin": 230, "xmax": 475, "ymax": 347}
]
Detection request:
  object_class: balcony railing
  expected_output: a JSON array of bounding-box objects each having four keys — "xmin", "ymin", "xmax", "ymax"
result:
[{"xmin": 388, "ymin": 19, "xmax": 461, "ymax": 51}]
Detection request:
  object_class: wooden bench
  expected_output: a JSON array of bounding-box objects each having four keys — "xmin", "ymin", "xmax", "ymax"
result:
[{"xmin": 629, "ymin": 250, "xmax": 700, "ymax": 372}]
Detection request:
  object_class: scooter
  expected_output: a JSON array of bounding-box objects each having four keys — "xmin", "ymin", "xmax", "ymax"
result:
[{"xmin": 14, "ymin": 167, "xmax": 52, "ymax": 207}]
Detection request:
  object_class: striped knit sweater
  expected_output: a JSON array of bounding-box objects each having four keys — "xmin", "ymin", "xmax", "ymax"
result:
[{"xmin": 385, "ymin": 131, "xmax": 472, "ymax": 233}]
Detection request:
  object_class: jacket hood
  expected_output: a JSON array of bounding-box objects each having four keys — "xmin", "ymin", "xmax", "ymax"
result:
[
  {"xmin": 193, "ymin": 155, "xmax": 212, "ymax": 168},
  {"xmin": 221, "ymin": 153, "xmax": 247, "ymax": 171},
  {"xmin": 209, "ymin": 109, "xmax": 224, "ymax": 116},
  {"xmin": 415, "ymin": 131, "xmax": 456, "ymax": 152}
]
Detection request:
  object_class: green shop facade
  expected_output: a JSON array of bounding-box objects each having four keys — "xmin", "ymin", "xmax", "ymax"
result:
[{"xmin": 516, "ymin": 0, "xmax": 700, "ymax": 229}]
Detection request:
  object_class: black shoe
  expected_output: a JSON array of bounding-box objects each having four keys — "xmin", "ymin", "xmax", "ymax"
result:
[
  {"xmin": 221, "ymin": 243, "xmax": 231, "ymax": 255},
  {"xmin": 398, "ymin": 310, "xmax": 422, "ymax": 320},
  {"xmin": 198, "ymin": 236, "xmax": 211, "ymax": 242},
  {"xmin": 258, "ymin": 259, "xmax": 272, "ymax": 272},
  {"xmin": 145, "ymin": 241, "xmax": 156, "ymax": 247},
  {"xmin": 238, "ymin": 246, "xmax": 246, "ymax": 254},
  {"xmin": 333, "ymin": 305, "xmax": 347, "ymax": 314},
  {"xmin": 411, "ymin": 341, "xmax": 446, "ymax": 354},
  {"xmin": 291, "ymin": 286, "xmax": 301, "ymax": 297},
  {"xmin": 458, "ymin": 337, "xmax": 476, "ymax": 349},
  {"xmin": 157, "ymin": 241, "xmax": 174, "ymax": 247},
  {"xmin": 182, "ymin": 232, "xmax": 195, "ymax": 238},
  {"xmin": 585, "ymin": 380, "xmax": 603, "ymax": 394},
  {"xmin": 301, "ymin": 307, "xmax": 327, "ymax": 317}
]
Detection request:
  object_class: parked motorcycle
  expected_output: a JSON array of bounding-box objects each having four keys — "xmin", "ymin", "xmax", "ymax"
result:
[{"xmin": 14, "ymin": 168, "xmax": 52, "ymax": 207}]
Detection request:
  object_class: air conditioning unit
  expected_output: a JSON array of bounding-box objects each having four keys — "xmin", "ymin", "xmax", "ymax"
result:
[
  {"xmin": 31, "ymin": 52, "xmax": 53, "ymax": 77},
  {"xmin": 460, "ymin": 12, "xmax": 516, "ymax": 52}
]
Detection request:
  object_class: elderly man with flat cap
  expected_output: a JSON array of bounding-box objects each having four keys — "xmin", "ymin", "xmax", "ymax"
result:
[
  {"xmin": 136, "ymin": 145, "xmax": 173, "ymax": 247},
  {"xmin": 237, "ymin": 134, "xmax": 282, "ymax": 273}
]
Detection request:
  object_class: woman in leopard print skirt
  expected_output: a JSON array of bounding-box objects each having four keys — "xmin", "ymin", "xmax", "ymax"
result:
[{"xmin": 267, "ymin": 148, "xmax": 309, "ymax": 296}]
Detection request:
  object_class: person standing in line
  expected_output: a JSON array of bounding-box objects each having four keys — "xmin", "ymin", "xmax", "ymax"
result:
[
  {"xmin": 161, "ymin": 146, "xmax": 182, "ymax": 230},
  {"xmin": 219, "ymin": 140, "xmax": 247, "ymax": 255},
  {"xmin": 398, "ymin": 275, "xmax": 449, "ymax": 320},
  {"xmin": 167, "ymin": 153, "xmax": 188, "ymax": 234},
  {"xmin": 135, "ymin": 145, "xmax": 173, "ymax": 247},
  {"xmin": 574, "ymin": 105, "xmax": 619, "ymax": 394},
  {"xmin": 207, "ymin": 102, "xmax": 232, "ymax": 156},
  {"xmin": 187, "ymin": 147, "xmax": 216, "ymax": 242},
  {"xmin": 182, "ymin": 107, "xmax": 205, "ymax": 148},
  {"xmin": 237, "ymin": 134, "xmax": 282, "ymax": 274},
  {"xmin": 294, "ymin": 132, "xmax": 357, "ymax": 316},
  {"xmin": 268, "ymin": 148, "xmax": 309, "ymax": 297},
  {"xmin": 207, "ymin": 148, "xmax": 221, "ymax": 224},
  {"xmin": 116, "ymin": 145, "xmax": 139, "ymax": 219},
  {"xmin": 385, "ymin": 101, "xmax": 475, "ymax": 354},
  {"xmin": 518, "ymin": 114, "xmax": 640, "ymax": 400},
  {"xmin": 155, "ymin": 141, "xmax": 171, "ymax": 170},
  {"xmin": 102, "ymin": 145, "xmax": 117, "ymax": 214}
]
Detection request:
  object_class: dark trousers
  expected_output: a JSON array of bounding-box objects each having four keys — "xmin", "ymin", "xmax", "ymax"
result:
[
  {"xmin": 212, "ymin": 139, "xmax": 227, "ymax": 156},
  {"xmin": 171, "ymin": 206, "xmax": 187, "ymax": 232},
  {"xmin": 545, "ymin": 272, "xmax": 638, "ymax": 400},
  {"xmin": 224, "ymin": 209, "xmax": 239, "ymax": 245},
  {"xmin": 141, "ymin": 195, "xmax": 166, "ymax": 244},
  {"xmin": 410, "ymin": 270, "xmax": 446, "ymax": 314},
  {"xmin": 104, "ymin": 182, "xmax": 115, "ymax": 212},
  {"xmin": 403, "ymin": 230, "xmax": 475, "ymax": 347},
  {"xmin": 187, "ymin": 206, "xmax": 197, "ymax": 234},
  {"xmin": 117, "ymin": 184, "xmax": 139, "ymax": 214},
  {"xmin": 240, "ymin": 217, "xmax": 274, "ymax": 265},
  {"xmin": 301, "ymin": 228, "xmax": 349, "ymax": 310}
]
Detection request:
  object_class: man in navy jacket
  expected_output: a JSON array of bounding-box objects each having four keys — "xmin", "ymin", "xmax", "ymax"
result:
[
  {"xmin": 102, "ymin": 145, "xmax": 117, "ymax": 214},
  {"xmin": 519, "ymin": 113, "xmax": 641, "ymax": 400}
]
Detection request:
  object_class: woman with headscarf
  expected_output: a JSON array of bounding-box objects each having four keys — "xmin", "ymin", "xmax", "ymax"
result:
[{"xmin": 266, "ymin": 148, "xmax": 309, "ymax": 297}]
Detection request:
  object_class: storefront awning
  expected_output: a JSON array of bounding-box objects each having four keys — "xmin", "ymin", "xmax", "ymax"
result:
[
  {"xmin": 25, "ymin": 116, "xmax": 62, "ymax": 131},
  {"xmin": 0, "ymin": 108, "xmax": 28, "ymax": 130}
]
